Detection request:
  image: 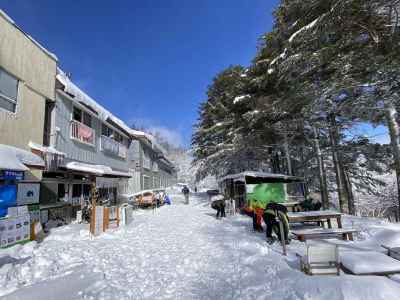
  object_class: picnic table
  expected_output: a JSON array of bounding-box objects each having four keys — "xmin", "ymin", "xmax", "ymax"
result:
[
  {"xmin": 288, "ymin": 210, "xmax": 343, "ymax": 228},
  {"xmin": 382, "ymin": 245, "xmax": 400, "ymax": 261},
  {"xmin": 340, "ymin": 251, "xmax": 400, "ymax": 276},
  {"xmin": 283, "ymin": 201, "xmax": 300, "ymax": 212},
  {"xmin": 292, "ymin": 228, "xmax": 359, "ymax": 242}
]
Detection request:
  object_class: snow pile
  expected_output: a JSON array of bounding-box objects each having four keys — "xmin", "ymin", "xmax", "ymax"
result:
[{"xmin": 1, "ymin": 193, "xmax": 400, "ymax": 299}]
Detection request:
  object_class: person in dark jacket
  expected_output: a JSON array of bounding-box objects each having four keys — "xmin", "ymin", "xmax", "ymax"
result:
[
  {"xmin": 182, "ymin": 186, "xmax": 190, "ymax": 204},
  {"xmin": 262, "ymin": 202, "xmax": 290, "ymax": 244},
  {"xmin": 211, "ymin": 198, "xmax": 226, "ymax": 219}
]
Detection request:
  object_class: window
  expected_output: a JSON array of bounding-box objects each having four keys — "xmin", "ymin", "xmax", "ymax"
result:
[
  {"xmin": 73, "ymin": 107, "xmax": 92, "ymax": 128},
  {"xmin": 83, "ymin": 112, "xmax": 92, "ymax": 127},
  {"xmin": 143, "ymin": 176, "xmax": 151, "ymax": 190},
  {"xmin": 114, "ymin": 132, "xmax": 123, "ymax": 143},
  {"xmin": 83, "ymin": 184, "xmax": 91, "ymax": 197},
  {"xmin": 73, "ymin": 107, "xmax": 82, "ymax": 122},
  {"xmin": 102, "ymin": 124, "xmax": 113, "ymax": 137},
  {"xmin": 57, "ymin": 183, "xmax": 65, "ymax": 199},
  {"xmin": 0, "ymin": 68, "xmax": 19, "ymax": 113},
  {"xmin": 72, "ymin": 184, "xmax": 83, "ymax": 198}
]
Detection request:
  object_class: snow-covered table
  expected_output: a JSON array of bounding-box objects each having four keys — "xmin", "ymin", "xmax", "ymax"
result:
[
  {"xmin": 288, "ymin": 210, "xmax": 343, "ymax": 228},
  {"xmin": 291, "ymin": 228, "xmax": 359, "ymax": 242},
  {"xmin": 382, "ymin": 245, "xmax": 400, "ymax": 261},
  {"xmin": 341, "ymin": 251, "xmax": 400, "ymax": 275}
]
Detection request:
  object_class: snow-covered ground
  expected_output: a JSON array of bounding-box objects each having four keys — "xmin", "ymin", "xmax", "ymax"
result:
[{"xmin": 1, "ymin": 191, "xmax": 400, "ymax": 299}]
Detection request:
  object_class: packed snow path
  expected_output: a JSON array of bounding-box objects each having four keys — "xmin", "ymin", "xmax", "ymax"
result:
[{"xmin": 1, "ymin": 192, "xmax": 400, "ymax": 299}]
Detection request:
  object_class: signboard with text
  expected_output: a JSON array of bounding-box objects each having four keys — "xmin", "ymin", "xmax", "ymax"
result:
[
  {"xmin": 0, "ymin": 170, "xmax": 24, "ymax": 181},
  {"xmin": 17, "ymin": 183, "xmax": 40, "ymax": 205}
]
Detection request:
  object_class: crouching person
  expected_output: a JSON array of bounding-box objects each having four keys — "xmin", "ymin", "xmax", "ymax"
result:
[
  {"xmin": 211, "ymin": 196, "xmax": 226, "ymax": 219},
  {"xmin": 263, "ymin": 202, "xmax": 290, "ymax": 245}
]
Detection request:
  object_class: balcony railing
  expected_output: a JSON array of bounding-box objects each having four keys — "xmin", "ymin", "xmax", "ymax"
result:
[
  {"xmin": 70, "ymin": 120, "xmax": 95, "ymax": 146},
  {"xmin": 101, "ymin": 135, "xmax": 127, "ymax": 159}
]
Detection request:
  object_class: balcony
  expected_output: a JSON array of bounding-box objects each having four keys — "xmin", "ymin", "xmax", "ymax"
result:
[
  {"xmin": 100, "ymin": 135, "xmax": 127, "ymax": 159},
  {"xmin": 70, "ymin": 120, "xmax": 95, "ymax": 146}
]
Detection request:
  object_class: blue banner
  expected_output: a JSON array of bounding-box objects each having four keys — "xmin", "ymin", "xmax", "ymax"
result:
[
  {"xmin": 0, "ymin": 185, "xmax": 17, "ymax": 217},
  {"xmin": 0, "ymin": 170, "xmax": 24, "ymax": 181}
]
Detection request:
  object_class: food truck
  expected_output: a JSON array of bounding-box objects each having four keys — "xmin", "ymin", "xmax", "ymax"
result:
[{"xmin": 218, "ymin": 171, "xmax": 305, "ymax": 214}]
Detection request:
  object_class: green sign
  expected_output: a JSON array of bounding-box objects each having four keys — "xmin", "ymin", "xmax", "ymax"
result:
[{"xmin": 246, "ymin": 183, "xmax": 286, "ymax": 209}]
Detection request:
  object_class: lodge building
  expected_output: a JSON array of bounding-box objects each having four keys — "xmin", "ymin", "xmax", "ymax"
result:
[{"xmin": 0, "ymin": 9, "xmax": 177, "ymax": 226}]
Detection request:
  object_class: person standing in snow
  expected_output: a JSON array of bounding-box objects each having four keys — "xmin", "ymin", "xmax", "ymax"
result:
[
  {"xmin": 211, "ymin": 195, "xmax": 226, "ymax": 219},
  {"xmin": 262, "ymin": 202, "xmax": 290, "ymax": 244},
  {"xmin": 182, "ymin": 186, "xmax": 190, "ymax": 204}
]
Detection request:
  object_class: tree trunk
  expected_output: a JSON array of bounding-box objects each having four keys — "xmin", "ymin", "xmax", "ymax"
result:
[
  {"xmin": 385, "ymin": 102, "xmax": 400, "ymax": 221},
  {"xmin": 284, "ymin": 133, "xmax": 292, "ymax": 175},
  {"xmin": 313, "ymin": 127, "xmax": 329, "ymax": 209},
  {"xmin": 344, "ymin": 170, "xmax": 356, "ymax": 215},
  {"xmin": 300, "ymin": 146, "xmax": 309, "ymax": 198},
  {"xmin": 328, "ymin": 114, "xmax": 349, "ymax": 213}
]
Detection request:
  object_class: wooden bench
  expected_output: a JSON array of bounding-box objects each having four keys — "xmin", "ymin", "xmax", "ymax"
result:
[{"xmin": 291, "ymin": 228, "xmax": 359, "ymax": 242}]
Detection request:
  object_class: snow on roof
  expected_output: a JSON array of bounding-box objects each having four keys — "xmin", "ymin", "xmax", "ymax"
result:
[
  {"xmin": 65, "ymin": 161, "xmax": 131, "ymax": 178},
  {"xmin": 28, "ymin": 141, "xmax": 65, "ymax": 156},
  {"xmin": 288, "ymin": 15, "xmax": 324, "ymax": 43},
  {"xmin": 57, "ymin": 70, "xmax": 110, "ymax": 121},
  {"xmin": 57, "ymin": 70, "xmax": 133, "ymax": 136},
  {"xmin": 129, "ymin": 129, "xmax": 147, "ymax": 138},
  {"xmin": 219, "ymin": 171, "xmax": 303, "ymax": 183},
  {"xmin": 233, "ymin": 94, "xmax": 251, "ymax": 104},
  {"xmin": 0, "ymin": 144, "xmax": 45, "ymax": 171},
  {"xmin": 0, "ymin": 9, "xmax": 57, "ymax": 61}
]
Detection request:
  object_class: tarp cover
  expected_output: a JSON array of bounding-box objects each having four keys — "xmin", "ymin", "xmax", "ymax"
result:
[{"xmin": 0, "ymin": 144, "xmax": 44, "ymax": 171}]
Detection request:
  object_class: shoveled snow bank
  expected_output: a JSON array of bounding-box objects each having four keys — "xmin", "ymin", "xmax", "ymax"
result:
[{"xmin": 1, "ymin": 192, "xmax": 400, "ymax": 299}]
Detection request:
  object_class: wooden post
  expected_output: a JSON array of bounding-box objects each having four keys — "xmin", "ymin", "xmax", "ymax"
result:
[
  {"xmin": 89, "ymin": 176, "xmax": 98, "ymax": 235},
  {"xmin": 116, "ymin": 207, "xmax": 120, "ymax": 227},
  {"xmin": 103, "ymin": 207, "xmax": 109, "ymax": 232},
  {"xmin": 279, "ymin": 219, "xmax": 287, "ymax": 256}
]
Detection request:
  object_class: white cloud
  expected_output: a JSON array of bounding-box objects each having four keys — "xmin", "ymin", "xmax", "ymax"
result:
[
  {"xmin": 127, "ymin": 117, "xmax": 184, "ymax": 147},
  {"xmin": 147, "ymin": 126, "xmax": 184, "ymax": 147}
]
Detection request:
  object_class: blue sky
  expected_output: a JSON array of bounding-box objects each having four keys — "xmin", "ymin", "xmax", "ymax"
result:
[{"xmin": 2, "ymin": 0, "xmax": 279, "ymax": 147}]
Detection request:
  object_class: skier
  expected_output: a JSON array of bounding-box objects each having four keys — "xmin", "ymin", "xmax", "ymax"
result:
[
  {"xmin": 182, "ymin": 186, "xmax": 190, "ymax": 204},
  {"xmin": 262, "ymin": 202, "xmax": 290, "ymax": 245}
]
